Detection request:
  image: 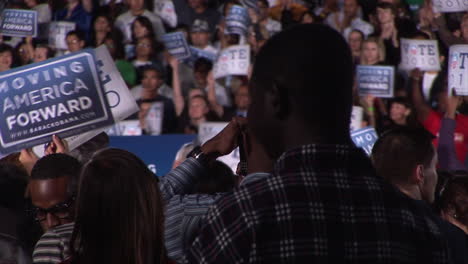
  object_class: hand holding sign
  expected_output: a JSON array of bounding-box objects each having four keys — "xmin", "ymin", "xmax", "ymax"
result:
[
  {"xmin": 399, "ymin": 38, "xmax": 440, "ymax": 71},
  {"xmin": 213, "ymin": 45, "xmax": 250, "ymax": 79},
  {"xmin": 448, "ymin": 45, "xmax": 468, "ymax": 96}
]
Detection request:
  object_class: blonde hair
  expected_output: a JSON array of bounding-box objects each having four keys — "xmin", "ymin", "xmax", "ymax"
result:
[{"xmin": 360, "ymin": 37, "xmax": 386, "ymax": 65}]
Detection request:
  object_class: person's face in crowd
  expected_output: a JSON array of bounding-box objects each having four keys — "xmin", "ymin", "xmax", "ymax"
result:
[
  {"xmin": 377, "ymin": 7, "xmax": 394, "ymax": 24},
  {"xmin": 189, "ymin": 97, "xmax": 209, "ymax": 120},
  {"xmin": 235, "ymin": 85, "xmax": 250, "ymax": 110},
  {"xmin": 34, "ymin": 47, "xmax": 48, "ymax": 63},
  {"xmin": 0, "ymin": 50, "xmax": 13, "ymax": 71},
  {"xmin": 24, "ymin": 0, "xmax": 38, "ymax": 8},
  {"xmin": 445, "ymin": 191, "xmax": 468, "ymax": 234},
  {"xmin": 133, "ymin": 20, "xmax": 150, "ymax": 39},
  {"xmin": 194, "ymin": 70, "xmax": 208, "ymax": 88},
  {"xmin": 94, "ymin": 16, "xmax": 111, "ymax": 33},
  {"xmin": 348, "ymin": 31, "xmax": 362, "ymax": 53},
  {"xmin": 142, "ymin": 69, "xmax": 163, "ymax": 91},
  {"xmin": 189, "ymin": 88, "xmax": 204, "ymax": 99},
  {"xmin": 389, "ymin": 102, "xmax": 410, "ymax": 125},
  {"xmin": 343, "ymin": 0, "xmax": 358, "ymax": 18},
  {"xmin": 18, "ymin": 43, "xmax": 31, "ymax": 64},
  {"xmin": 362, "ymin": 41, "xmax": 379, "ymax": 65},
  {"xmin": 66, "ymin": 34, "xmax": 85, "ymax": 53},
  {"xmin": 419, "ymin": 149, "xmax": 438, "ymax": 203},
  {"xmin": 191, "ymin": 32, "xmax": 211, "ymax": 48},
  {"xmin": 136, "ymin": 37, "xmax": 152, "ymax": 58},
  {"xmin": 257, "ymin": 1, "xmax": 269, "ymax": 20},
  {"xmin": 30, "ymin": 177, "xmax": 73, "ymax": 232},
  {"xmin": 128, "ymin": 0, "xmax": 144, "ymax": 11},
  {"xmin": 301, "ymin": 13, "xmax": 315, "ymax": 24},
  {"xmin": 188, "ymin": 0, "xmax": 203, "ymax": 9}
]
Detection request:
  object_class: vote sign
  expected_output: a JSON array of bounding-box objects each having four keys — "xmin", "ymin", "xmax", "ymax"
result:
[
  {"xmin": 432, "ymin": 0, "xmax": 468, "ymax": 13},
  {"xmin": 400, "ymin": 38, "xmax": 440, "ymax": 71},
  {"xmin": 448, "ymin": 45, "xmax": 468, "ymax": 95},
  {"xmin": 213, "ymin": 45, "xmax": 250, "ymax": 79}
]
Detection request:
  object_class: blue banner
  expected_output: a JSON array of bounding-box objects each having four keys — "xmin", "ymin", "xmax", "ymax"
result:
[
  {"xmin": 0, "ymin": 9, "xmax": 37, "ymax": 37},
  {"xmin": 109, "ymin": 135, "xmax": 196, "ymax": 176},
  {"xmin": 162, "ymin": 32, "xmax": 191, "ymax": 60},
  {"xmin": 357, "ymin": 65, "xmax": 394, "ymax": 98},
  {"xmin": 226, "ymin": 6, "xmax": 250, "ymax": 36},
  {"xmin": 183, "ymin": 46, "xmax": 217, "ymax": 67},
  {"xmin": 351, "ymin": 127, "xmax": 378, "ymax": 156},
  {"xmin": 0, "ymin": 49, "xmax": 114, "ymax": 154}
]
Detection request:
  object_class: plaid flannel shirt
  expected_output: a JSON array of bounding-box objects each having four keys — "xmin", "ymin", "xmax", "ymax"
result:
[{"xmin": 186, "ymin": 144, "xmax": 451, "ymax": 263}]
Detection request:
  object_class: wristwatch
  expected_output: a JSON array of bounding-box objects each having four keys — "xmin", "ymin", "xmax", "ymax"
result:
[{"xmin": 186, "ymin": 146, "xmax": 209, "ymax": 165}]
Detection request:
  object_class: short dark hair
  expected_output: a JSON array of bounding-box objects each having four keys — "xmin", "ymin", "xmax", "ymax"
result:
[
  {"xmin": 194, "ymin": 58, "xmax": 213, "ymax": 74},
  {"xmin": 30, "ymin": 154, "xmax": 82, "ymax": 197},
  {"xmin": 252, "ymin": 24, "xmax": 354, "ymax": 135},
  {"xmin": 193, "ymin": 161, "xmax": 236, "ymax": 194},
  {"xmin": 35, "ymin": 43, "xmax": 55, "ymax": 59},
  {"xmin": 0, "ymin": 164, "xmax": 28, "ymax": 212},
  {"xmin": 0, "ymin": 43, "xmax": 13, "ymax": 54},
  {"xmin": 372, "ymin": 127, "xmax": 435, "ymax": 184},
  {"xmin": 66, "ymin": 30, "xmax": 86, "ymax": 42},
  {"xmin": 434, "ymin": 172, "xmax": 468, "ymax": 227},
  {"xmin": 376, "ymin": 2, "xmax": 397, "ymax": 16},
  {"xmin": 142, "ymin": 64, "xmax": 165, "ymax": 79}
]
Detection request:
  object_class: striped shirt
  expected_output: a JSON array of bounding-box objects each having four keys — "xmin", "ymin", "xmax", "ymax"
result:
[
  {"xmin": 32, "ymin": 223, "xmax": 74, "ymax": 264},
  {"xmin": 32, "ymin": 157, "xmax": 205, "ymax": 264}
]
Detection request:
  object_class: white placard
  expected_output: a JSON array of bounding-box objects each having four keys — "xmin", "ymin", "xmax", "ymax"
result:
[
  {"xmin": 33, "ymin": 45, "xmax": 139, "ymax": 156},
  {"xmin": 399, "ymin": 38, "xmax": 440, "ymax": 71},
  {"xmin": 145, "ymin": 102, "xmax": 164, "ymax": 135},
  {"xmin": 448, "ymin": 45, "xmax": 468, "ymax": 95},
  {"xmin": 213, "ymin": 45, "xmax": 250, "ymax": 79},
  {"xmin": 155, "ymin": 1, "xmax": 177, "ymax": 28},
  {"xmin": 48, "ymin": 21, "xmax": 75, "ymax": 50},
  {"xmin": 432, "ymin": 0, "xmax": 468, "ymax": 13},
  {"xmin": 350, "ymin": 106, "xmax": 363, "ymax": 132},
  {"xmin": 198, "ymin": 122, "xmax": 239, "ymax": 172},
  {"xmin": 106, "ymin": 120, "xmax": 142, "ymax": 136}
]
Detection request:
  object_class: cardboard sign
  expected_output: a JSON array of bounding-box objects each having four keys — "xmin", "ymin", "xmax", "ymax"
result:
[
  {"xmin": 357, "ymin": 65, "xmax": 394, "ymax": 98},
  {"xmin": 199, "ymin": 122, "xmax": 239, "ymax": 172},
  {"xmin": 400, "ymin": 38, "xmax": 440, "ymax": 71},
  {"xmin": 162, "ymin": 32, "xmax": 191, "ymax": 60},
  {"xmin": 155, "ymin": 1, "xmax": 177, "ymax": 28},
  {"xmin": 0, "ymin": 49, "xmax": 114, "ymax": 154},
  {"xmin": 448, "ymin": 45, "xmax": 468, "ymax": 96},
  {"xmin": 107, "ymin": 120, "xmax": 142, "ymax": 136},
  {"xmin": 351, "ymin": 127, "xmax": 378, "ymax": 156},
  {"xmin": 33, "ymin": 45, "xmax": 139, "ymax": 156},
  {"xmin": 350, "ymin": 106, "xmax": 363, "ymax": 132},
  {"xmin": 145, "ymin": 102, "xmax": 164, "ymax": 135},
  {"xmin": 213, "ymin": 45, "xmax": 250, "ymax": 79},
  {"xmin": 432, "ymin": 0, "xmax": 468, "ymax": 13},
  {"xmin": 226, "ymin": 5, "xmax": 250, "ymax": 36},
  {"xmin": 189, "ymin": 46, "xmax": 217, "ymax": 62},
  {"xmin": 0, "ymin": 9, "xmax": 37, "ymax": 37},
  {"xmin": 48, "ymin": 21, "xmax": 76, "ymax": 50}
]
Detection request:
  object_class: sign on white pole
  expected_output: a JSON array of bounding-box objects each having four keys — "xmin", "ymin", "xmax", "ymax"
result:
[{"xmin": 399, "ymin": 38, "xmax": 440, "ymax": 71}]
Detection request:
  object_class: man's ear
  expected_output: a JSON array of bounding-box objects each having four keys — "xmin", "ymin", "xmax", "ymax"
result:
[
  {"xmin": 270, "ymin": 81, "xmax": 290, "ymax": 120},
  {"xmin": 413, "ymin": 164, "xmax": 425, "ymax": 184}
]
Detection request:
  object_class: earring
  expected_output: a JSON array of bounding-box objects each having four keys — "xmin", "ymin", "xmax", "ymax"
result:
[{"xmin": 453, "ymin": 214, "xmax": 458, "ymax": 219}]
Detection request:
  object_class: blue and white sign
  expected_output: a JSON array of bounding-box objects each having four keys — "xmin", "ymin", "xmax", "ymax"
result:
[
  {"xmin": 213, "ymin": 45, "xmax": 250, "ymax": 79},
  {"xmin": 357, "ymin": 65, "xmax": 394, "ymax": 98},
  {"xmin": 189, "ymin": 46, "xmax": 217, "ymax": 62},
  {"xmin": 351, "ymin": 127, "xmax": 378, "ymax": 156},
  {"xmin": 0, "ymin": 9, "xmax": 37, "ymax": 37},
  {"xmin": 49, "ymin": 21, "xmax": 76, "ymax": 50},
  {"xmin": 0, "ymin": 49, "xmax": 114, "ymax": 154},
  {"xmin": 226, "ymin": 5, "xmax": 250, "ymax": 36},
  {"xmin": 448, "ymin": 45, "xmax": 468, "ymax": 96},
  {"xmin": 400, "ymin": 38, "xmax": 440, "ymax": 71},
  {"xmin": 162, "ymin": 32, "xmax": 191, "ymax": 60}
]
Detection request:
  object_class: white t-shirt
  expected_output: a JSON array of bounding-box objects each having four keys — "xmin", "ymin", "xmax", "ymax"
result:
[{"xmin": 33, "ymin": 3, "xmax": 52, "ymax": 24}]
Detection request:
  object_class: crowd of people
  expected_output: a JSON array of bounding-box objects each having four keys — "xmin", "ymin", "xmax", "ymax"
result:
[{"xmin": 1, "ymin": 0, "xmax": 468, "ymax": 263}]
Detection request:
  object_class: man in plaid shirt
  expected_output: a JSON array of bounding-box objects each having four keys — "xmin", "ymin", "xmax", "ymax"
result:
[{"xmin": 185, "ymin": 24, "xmax": 451, "ymax": 263}]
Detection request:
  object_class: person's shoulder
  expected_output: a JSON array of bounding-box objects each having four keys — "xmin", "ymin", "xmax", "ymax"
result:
[
  {"xmin": 143, "ymin": 10, "xmax": 162, "ymax": 21},
  {"xmin": 116, "ymin": 11, "xmax": 132, "ymax": 21}
]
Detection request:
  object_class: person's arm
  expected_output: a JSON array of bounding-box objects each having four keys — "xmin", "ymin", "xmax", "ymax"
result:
[
  {"xmin": 410, "ymin": 68, "xmax": 431, "ymax": 123},
  {"xmin": 360, "ymin": 95, "xmax": 376, "ymax": 128},
  {"xmin": 207, "ymin": 71, "xmax": 224, "ymax": 118},
  {"xmin": 438, "ymin": 96, "xmax": 466, "ymax": 170},
  {"xmin": 168, "ymin": 55, "xmax": 185, "ymax": 116}
]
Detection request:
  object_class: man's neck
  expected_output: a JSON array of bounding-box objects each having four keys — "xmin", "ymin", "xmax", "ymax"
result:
[
  {"xmin": 191, "ymin": 117, "xmax": 207, "ymax": 126},
  {"xmin": 394, "ymin": 183, "xmax": 422, "ymax": 200},
  {"xmin": 381, "ymin": 22, "xmax": 395, "ymax": 32},
  {"xmin": 131, "ymin": 9, "xmax": 145, "ymax": 16}
]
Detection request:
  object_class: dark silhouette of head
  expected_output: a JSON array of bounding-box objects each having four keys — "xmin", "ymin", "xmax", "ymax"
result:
[
  {"xmin": 247, "ymin": 24, "xmax": 354, "ymax": 159},
  {"xmin": 70, "ymin": 148, "xmax": 166, "ymax": 264}
]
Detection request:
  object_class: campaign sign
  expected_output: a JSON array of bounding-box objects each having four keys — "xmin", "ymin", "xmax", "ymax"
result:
[
  {"xmin": 145, "ymin": 102, "xmax": 164, "ymax": 135},
  {"xmin": 0, "ymin": 49, "xmax": 114, "ymax": 154},
  {"xmin": 189, "ymin": 46, "xmax": 217, "ymax": 62},
  {"xmin": 351, "ymin": 127, "xmax": 378, "ymax": 156},
  {"xmin": 350, "ymin": 106, "xmax": 363, "ymax": 132},
  {"xmin": 199, "ymin": 122, "xmax": 239, "ymax": 172},
  {"xmin": 432, "ymin": 0, "xmax": 468, "ymax": 13},
  {"xmin": 213, "ymin": 45, "xmax": 250, "ymax": 79},
  {"xmin": 226, "ymin": 5, "xmax": 250, "ymax": 36},
  {"xmin": 400, "ymin": 38, "xmax": 440, "ymax": 71},
  {"xmin": 107, "ymin": 120, "xmax": 142, "ymax": 136},
  {"xmin": 162, "ymin": 32, "xmax": 191, "ymax": 60},
  {"xmin": 357, "ymin": 65, "xmax": 394, "ymax": 98},
  {"xmin": 49, "ymin": 21, "xmax": 76, "ymax": 50},
  {"xmin": 448, "ymin": 45, "xmax": 468, "ymax": 96},
  {"xmin": 0, "ymin": 9, "xmax": 37, "ymax": 37}
]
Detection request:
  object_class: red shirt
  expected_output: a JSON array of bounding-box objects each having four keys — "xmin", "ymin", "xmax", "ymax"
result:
[{"xmin": 423, "ymin": 110, "xmax": 468, "ymax": 164}]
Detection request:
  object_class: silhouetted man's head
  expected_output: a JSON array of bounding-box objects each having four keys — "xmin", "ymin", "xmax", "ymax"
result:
[
  {"xmin": 29, "ymin": 154, "xmax": 81, "ymax": 232},
  {"xmin": 247, "ymin": 24, "xmax": 354, "ymax": 159}
]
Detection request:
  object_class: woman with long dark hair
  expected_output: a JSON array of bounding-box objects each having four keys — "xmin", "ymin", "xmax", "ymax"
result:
[{"xmin": 69, "ymin": 148, "xmax": 168, "ymax": 264}]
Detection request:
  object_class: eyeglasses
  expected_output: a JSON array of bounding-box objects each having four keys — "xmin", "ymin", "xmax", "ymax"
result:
[{"xmin": 29, "ymin": 196, "xmax": 75, "ymax": 222}]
